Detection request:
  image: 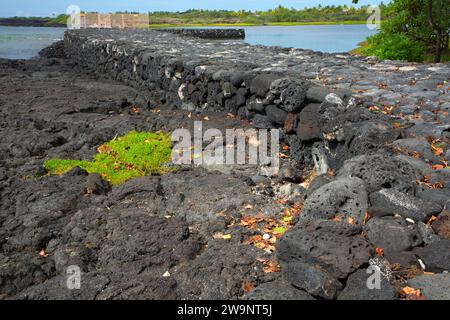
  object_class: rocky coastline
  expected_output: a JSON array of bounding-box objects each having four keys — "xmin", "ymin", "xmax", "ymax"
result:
[
  {"xmin": 0, "ymin": 18, "xmax": 65, "ymax": 28},
  {"xmin": 0, "ymin": 29, "xmax": 449, "ymax": 300}
]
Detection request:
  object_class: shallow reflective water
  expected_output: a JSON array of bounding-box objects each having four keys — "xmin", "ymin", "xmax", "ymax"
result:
[
  {"xmin": 0, "ymin": 26, "xmax": 66, "ymax": 59},
  {"xmin": 243, "ymin": 24, "xmax": 377, "ymax": 53}
]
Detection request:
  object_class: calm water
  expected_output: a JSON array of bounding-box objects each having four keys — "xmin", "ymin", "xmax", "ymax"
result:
[
  {"xmin": 0, "ymin": 26, "xmax": 66, "ymax": 59},
  {"xmin": 243, "ymin": 25, "xmax": 377, "ymax": 53},
  {"xmin": 0, "ymin": 24, "xmax": 376, "ymax": 60}
]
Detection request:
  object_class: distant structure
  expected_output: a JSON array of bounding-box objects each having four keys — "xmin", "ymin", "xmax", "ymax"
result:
[{"xmin": 79, "ymin": 13, "xmax": 149, "ymax": 29}]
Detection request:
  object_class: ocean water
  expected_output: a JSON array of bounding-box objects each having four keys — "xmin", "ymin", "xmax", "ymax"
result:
[
  {"xmin": 243, "ymin": 24, "xmax": 377, "ymax": 53},
  {"xmin": 0, "ymin": 24, "xmax": 377, "ymax": 60},
  {"xmin": 0, "ymin": 26, "xmax": 66, "ymax": 59}
]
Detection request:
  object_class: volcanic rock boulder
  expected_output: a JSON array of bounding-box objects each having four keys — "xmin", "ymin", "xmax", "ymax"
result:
[
  {"xmin": 250, "ymin": 74, "xmax": 281, "ymax": 98},
  {"xmin": 283, "ymin": 113, "xmax": 297, "ymax": 134},
  {"xmin": 432, "ymin": 209, "xmax": 450, "ymax": 240},
  {"xmin": 414, "ymin": 240, "xmax": 450, "ymax": 272},
  {"xmin": 318, "ymin": 93, "xmax": 346, "ymax": 120},
  {"xmin": 279, "ymin": 82, "xmax": 310, "ymax": 113},
  {"xmin": 392, "ymin": 138, "xmax": 440, "ymax": 164},
  {"xmin": 364, "ymin": 217, "xmax": 422, "ymax": 253},
  {"xmin": 338, "ymin": 269, "xmax": 397, "ymax": 300},
  {"xmin": 407, "ymin": 273, "xmax": 450, "ymax": 300},
  {"xmin": 174, "ymin": 242, "xmax": 264, "ymax": 299},
  {"xmin": 369, "ymin": 189, "xmax": 442, "ymax": 222},
  {"xmin": 300, "ymin": 177, "xmax": 368, "ymax": 225},
  {"xmin": 306, "ymin": 86, "xmax": 351, "ymax": 103},
  {"xmin": 277, "ymin": 220, "xmax": 373, "ymax": 280},
  {"xmin": 266, "ymin": 105, "xmax": 288, "ymax": 126},
  {"xmin": 337, "ymin": 154, "xmax": 420, "ymax": 194},
  {"xmin": 344, "ymin": 121, "xmax": 401, "ymax": 158},
  {"xmin": 297, "ymin": 103, "xmax": 322, "ymax": 142},
  {"xmin": 251, "ymin": 114, "xmax": 273, "ymax": 129},
  {"xmin": 282, "ymin": 261, "xmax": 343, "ymax": 300},
  {"xmin": 416, "ymin": 222, "xmax": 440, "ymax": 245},
  {"xmin": 416, "ymin": 188, "xmax": 450, "ymax": 207}
]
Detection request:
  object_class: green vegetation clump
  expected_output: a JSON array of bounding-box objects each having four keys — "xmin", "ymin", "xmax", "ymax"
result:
[
  {"xmin": 44, "ymin": 131, "xmax": 173, "ymax": 185},
  {"xmin": 362, "ymin": 33, "xmax": 426, "ymax": 62},
  {"xmin": 353, "ymin": 0, "xmax": 450, "ymax": 62}
]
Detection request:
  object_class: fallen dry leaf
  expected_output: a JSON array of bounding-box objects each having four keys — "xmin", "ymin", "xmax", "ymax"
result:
[
  {"xmin": 257, "ymin": 258, "xmax": 281, "ymax": 273},
  {"xmin": 131, "ymin": 106, "xmax": 140, "ymax": 113},
  {"xmin": 38, "ymin": 249, "xmax": 49, "ymax": 258},
  {"xmin": 375, "ymin": 247, "xmax": 384, "ymax": 257},
  {"xmin": 426, "ymin": 215, "xmax": 437, "ymax": 225},
  {"xmin": 363, "ymin": 212, "xmax": 371, "ymax": 224},
  {"xmin": 431, "ymin": 146, "xmax": 443, "ymax": 156},
  {"xmin": 411, "ymin": 151, "xmax": 421, "ymax": 159},
  {"xmin": 243, "ymin": 235, "xmax": 263, "ymax": 245},
  {"xmin": 400, "ymin": 286, "xmax": 422, "ymax": 297},
  {"xmin": 416, "ymin": 175, "xmax": 444, "ymax": 189},
  {"xmin": 274, "ymin": 198, "xmax": 287, "ymax": 205},
  {"xmin": 330, "ymin": 214, "xmax": 342, "ymax": 222},
  {"xmin": 242, "ymin": 280, "xmax": 255, "ymax": 293}
]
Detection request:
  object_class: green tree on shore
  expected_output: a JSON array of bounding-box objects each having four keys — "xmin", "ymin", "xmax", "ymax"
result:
[{"xmin": 354, "ymin": 0, "xmax": 450, "ymax": 62}]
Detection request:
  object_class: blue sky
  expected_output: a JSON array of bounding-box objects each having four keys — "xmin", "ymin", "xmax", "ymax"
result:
[{"xmin": 1, "ymin": 1, "xmax": 383, "ymax": 17}]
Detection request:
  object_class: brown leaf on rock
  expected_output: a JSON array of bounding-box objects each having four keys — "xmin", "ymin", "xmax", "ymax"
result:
[
  {"xmin": 416, "ymin": 175, "xmax": 444, "ymax": 189},
  {"xmin": 330, "ymin": 214, "xmax": 342, "ymax": 222},
  {"xmin": 38, "ymin": 249, "xmax": 49, "ymax": 258},
  {"xmin": 400, "ymin": 286, "xmax": 424, "ymax": 300},
  {"xmin": 363, "ymin": 212, "xmax": 371, "ymax": 224},
  {"xmin": 243, "ymin": 235, "xmax": 263, "ymax": 245},
  {"xmin": 275, "ymin": 198, "xmax": 287, "ymax": 205},
  {"xmin": 242, "ymin": 280, "xmax": 255, "ymax": 293},
  {"xmin": 375, "ymin": 247, "xmax": 384, "ymax": 257},
  {"xmin": 257, "ymin": 258, "xmax": 281, "ymax": 273},
  {"xmin": 426, "ymin": 215, "xmax": 437, "ymax": 225},
  {"xmin": 411, "ymin": 151, "xmax": 421, "ymax": 159}
]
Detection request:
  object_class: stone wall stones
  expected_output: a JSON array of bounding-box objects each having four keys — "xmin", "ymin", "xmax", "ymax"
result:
[{"xmin": 157, "ymin": 28, "xmax": 245, "ymax": 39}]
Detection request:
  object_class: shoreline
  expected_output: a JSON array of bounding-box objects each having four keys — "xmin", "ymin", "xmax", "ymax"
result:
[
  {"xmin": 148, "ymin": 21, "xmax": 372, "ymax": 28},
  {"xmin": 0, "ymin": 20, "xmax": 372, "ymax": 28}
]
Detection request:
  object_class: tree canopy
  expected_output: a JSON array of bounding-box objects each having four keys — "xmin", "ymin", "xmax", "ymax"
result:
[{"xmin": 355, "ymin": 0, "xmax": 450, "ymax": 62}]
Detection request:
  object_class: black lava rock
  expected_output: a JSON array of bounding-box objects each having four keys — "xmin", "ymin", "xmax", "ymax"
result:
[
  {"xmin": 338, "ymin": 269, "xmax": 397, "ymax": 300},
  {"xmin": 265, "ymin": 105, "xmax": 287, "ymax": 125},
  {"xmin": 282, "ymin": 261, "xmax": 343, "ymax": 300},
  {"xmin": 364, "ymin": 217, "xmax": 422, "ymax": 253},
  {"xmin": 369, "ymin": 189, "xmax": 442, "ymax": 222}
]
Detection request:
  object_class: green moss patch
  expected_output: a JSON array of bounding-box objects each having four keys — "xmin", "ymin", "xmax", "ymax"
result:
[{"xmin": 44, "ymin": 131, "xmax": 173, "ymax": 185}]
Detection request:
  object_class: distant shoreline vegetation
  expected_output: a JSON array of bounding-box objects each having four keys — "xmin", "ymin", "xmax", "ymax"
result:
[
  {"xmin": 0, "ymin": 15, "xmax": 67, "ymax": 27},
  {"xmin": 0, "ymin": 4, "xmax": 384, "ymax": 28}
]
